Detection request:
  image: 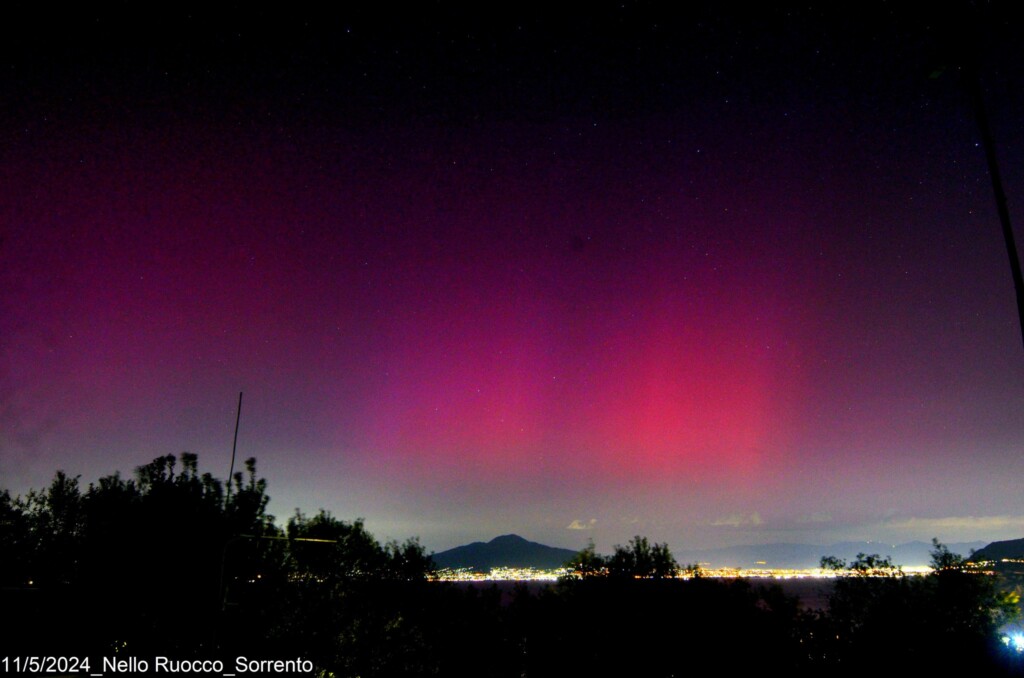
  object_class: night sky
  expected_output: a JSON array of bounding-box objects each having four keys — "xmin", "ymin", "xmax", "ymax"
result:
[{"xmin": 3, "ymin": 3, "xmax": 1024, "ymax": 553}]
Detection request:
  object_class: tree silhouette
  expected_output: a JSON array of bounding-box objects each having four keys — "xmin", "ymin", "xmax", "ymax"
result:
[
  {"xmin": 607, "ymin": 535, "xmax": 678, "ymax": 579},
  {"xmin": 564, "ymin": 539, "xmax": 606, "ymax": 579},
  {"xmin": 6, "ymin": 456, "xmax": 1022, "ymax": 675},
  {"xmin": 0, "ymin": 490, "xmax": 33, "ymax": 587},
  {"xmin": 812, "ymin": 540, "xmax": 1018, "ymax": 673}
]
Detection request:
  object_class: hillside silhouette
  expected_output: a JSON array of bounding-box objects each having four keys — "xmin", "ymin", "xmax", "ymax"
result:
[
  {"xmin": 432, "ymin": 534, "xmax": 577, "ymax": 570},
  {"xmin": 972, "ymin": 538, "xmax": 1024, "ymax": 563}
]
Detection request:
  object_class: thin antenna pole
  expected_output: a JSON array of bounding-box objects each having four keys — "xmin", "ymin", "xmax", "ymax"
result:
[
  {"xmin": 966, "ymin": 63, "xmax": 1024, "ymax": 351},
  {"xmin": 227, "ymin": 391, "xmax": 243, "ymax": 501}
]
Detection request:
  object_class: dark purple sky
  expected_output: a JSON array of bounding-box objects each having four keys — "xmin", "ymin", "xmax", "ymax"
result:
[{"xmin": 3, "ymin": 3, "xmax": 1024, "ymax": 552}]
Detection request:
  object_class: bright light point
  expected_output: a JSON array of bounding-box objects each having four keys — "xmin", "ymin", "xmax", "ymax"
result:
[{"xmin": 999, "ymin": 632, "xmax": 1024, "ymax": 653}]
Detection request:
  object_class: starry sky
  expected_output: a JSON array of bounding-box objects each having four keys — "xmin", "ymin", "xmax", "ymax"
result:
[{"xmin": 3, "ymin": 3, "xmax": 1024, "ymax": 553}]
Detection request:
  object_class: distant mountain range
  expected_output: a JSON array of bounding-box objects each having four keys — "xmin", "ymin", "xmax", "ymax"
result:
[
  {"xmin": 431, "ymin": 534, "xmax": 578, "ymax": 571},
  {"xmin": 430, "ymin": 535, "xmax": 990, "ymax": 571},
  {"xmin": 674, "ymin": 540, "xmax": 988, "ymax": 569}
]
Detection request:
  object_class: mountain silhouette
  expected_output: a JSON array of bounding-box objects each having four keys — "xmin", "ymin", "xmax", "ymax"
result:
[
  {"xmin": 431, "ymin": 534, "xmax": 578, "ymax": 571},
  {"xmin": 969, "ymin": 537, "xmax": 1024, "ymax": 563}
]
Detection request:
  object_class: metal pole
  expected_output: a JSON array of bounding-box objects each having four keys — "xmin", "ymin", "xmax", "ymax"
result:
[
  {"xmin": 966, "ymin": 64, "xmax": 1024, "ymax": 351},
  {"xmin": 226, "ymin": 392, "xmax": 243, "ymax": 501}
]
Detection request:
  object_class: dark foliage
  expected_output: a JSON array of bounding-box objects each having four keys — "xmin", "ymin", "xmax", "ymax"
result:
[
  {"xmin": 564, "ymin": 535, "xmax": 678, "ymax": 580},
  {"xmin": 3, "ymin": 458, "xmax": 1021, "ymax": 676},
  {"xmin": 809, "ymin": 544, "xmax": 1022, "ymax": 675}
]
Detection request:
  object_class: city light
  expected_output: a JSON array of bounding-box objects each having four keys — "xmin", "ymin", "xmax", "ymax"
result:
[{"xmin": 430, "ymin": 565, "xmax": 937, "ymax": 582}]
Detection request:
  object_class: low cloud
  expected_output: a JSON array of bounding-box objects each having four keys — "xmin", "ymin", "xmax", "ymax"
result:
[
  {"xmin": 567, "ymin": 519, "xmax": 597, "ymax": 530},
  {"xmin": 883, "ymin": 515, "xmax": 1024, "ymax": 531},
  {"xmin": 798, "ymin": 512, "xmax": 833, "ymax": 524},
  {"xmin": 711, "ymin": 512, "xmax": 763, "ymax": 528}
]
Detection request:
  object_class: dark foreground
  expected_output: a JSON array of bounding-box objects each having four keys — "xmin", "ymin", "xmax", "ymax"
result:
[
  {"xmin": 7, "ymin": 574, "xmax": 1024, "ymax": 677},
  {"xmin": 5, "ymin": 456, "xmax": 1024, "ymax": 676}
]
